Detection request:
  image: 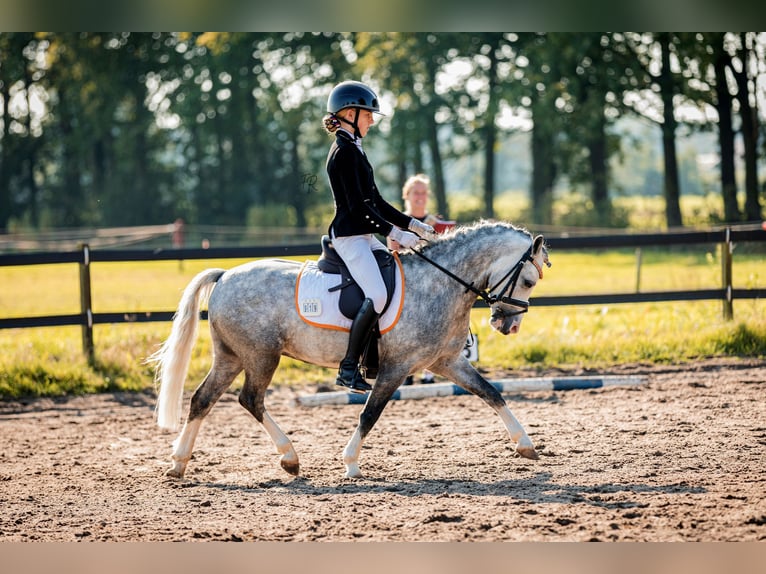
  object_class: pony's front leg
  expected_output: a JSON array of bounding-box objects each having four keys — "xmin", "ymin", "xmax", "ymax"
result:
[
  {"xmin": 343, "ymin": 380, "xmax": 400, "ymax": 478},
  {"xmin": 434, "ymin": 357, "xmax": 538, "ymax": 460},
  {"xmin": 496, "ymin": 404, "xmax": 538, "ymax": 460}
]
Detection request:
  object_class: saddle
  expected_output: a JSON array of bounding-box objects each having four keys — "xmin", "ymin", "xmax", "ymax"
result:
[
  {"xmin": 316, "ymin": 235, "xmax": 398, "ymax": 319},
  {"xmin": 316, "ymin": 235, "xmax": 399, "ymax": 379}
]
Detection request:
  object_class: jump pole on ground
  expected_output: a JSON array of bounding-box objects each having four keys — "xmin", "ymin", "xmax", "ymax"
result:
[{"xmin": 293, "ymin": 375, "xmax": 648, "ymax": 407}]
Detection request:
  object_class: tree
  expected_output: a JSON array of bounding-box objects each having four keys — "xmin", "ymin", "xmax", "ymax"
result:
[
  {"xmin": 562, "ymin": 33, "xmax": 648, "ymax": 224},
  {"xmin": 0, "ymin": 33, "xmax": 40, "ymax": 232},
  {"xmin": 728, "ymin": 32, "xmax": 762, "ymax": 221},
  {"xmin": 710, "ymin": 33, "xmax": 741, "ymax": 222},
  {"xmin": 1, "ymin": 32, "xmax": 761, "ymax": 236},
  {"xmin": 657, "ymin": 33, "xmax": 684, "ymax": 227},
  {"xmin": 355, "ymin": 33, "xmax": 453, "ymax": 218},
  {"xmin": 625, "ymin": 32, "xmax": 687, "ymax": 228},
  {"xmin": 515, "ymin": 33, "xmax": 565, "ymax": 225}
]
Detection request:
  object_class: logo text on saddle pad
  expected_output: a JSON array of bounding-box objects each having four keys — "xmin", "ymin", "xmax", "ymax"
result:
[{"xmin": 300, "ymin": 298, "xmax": 322, "ymax": 317}]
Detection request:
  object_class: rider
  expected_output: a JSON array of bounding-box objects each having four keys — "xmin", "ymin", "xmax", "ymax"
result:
[{"xmin": 324, "ymin": 80, "xmax": 434, "ymax": 392}]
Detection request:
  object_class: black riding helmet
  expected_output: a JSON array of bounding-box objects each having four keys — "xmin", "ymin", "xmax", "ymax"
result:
[{"xmin": 326, "ymin": 81, "xmax": 383, "ymax": 138}]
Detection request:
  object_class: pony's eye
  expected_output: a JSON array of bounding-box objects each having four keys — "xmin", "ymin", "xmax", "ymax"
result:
[{"xmin": 523, "ymin": 280, "xmax": 536, "ymax": 289}]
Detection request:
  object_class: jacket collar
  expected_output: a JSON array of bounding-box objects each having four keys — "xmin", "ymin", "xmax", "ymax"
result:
[{"xmin": 336, "ymin": 129, "xmax": 365, "ymax": 154}]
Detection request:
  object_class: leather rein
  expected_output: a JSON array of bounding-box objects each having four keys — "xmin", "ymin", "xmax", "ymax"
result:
[{"xmin": 410, "ymin": 241, "xmax": 544, "ymax": 317}]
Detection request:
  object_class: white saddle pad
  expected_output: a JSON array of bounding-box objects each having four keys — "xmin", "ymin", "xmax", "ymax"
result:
[{"xmin": 295, "ymin": 255, "xmax": 405, "ymax": 333}]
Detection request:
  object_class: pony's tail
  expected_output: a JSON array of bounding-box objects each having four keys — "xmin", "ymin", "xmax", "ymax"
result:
[{"xmin": 148, "ymin": 268, "xmax": 225, "ymax": 431}]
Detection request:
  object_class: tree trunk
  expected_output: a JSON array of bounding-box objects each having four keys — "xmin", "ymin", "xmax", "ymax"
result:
[
  {"xmin": 191, "ymin": 123, "xmax": 210, "ymax": 223},
  {"xmin": 58, "ymin": 88, "xmax": 84, "ymax": 227},
  {"xmin": 658, "ymin": 33, "xmax": 683, "ymax": 228},
  {"xmin": 713, "ymin": 39, "xmax": 740, "ymax": 223},
  {"xmin": 0, "ymin": 74, "xmax": 11, "ymax": 232},
  {"xmin": 483, "ymin": 48, "xmax": 498, "ymax": 219},
  {"xmin": 22, "ymin": 57, "xmax": 40, "ymax": 228},
  {"xmin": 423, "ymin": 60, "xmax": 448, "ymax": 219},
  {"xmin": 426, "ymin": 117, "xmax": 448, "ymax": 219},
  {"xmin": 530, "ymin": 119, "xmax": 555, "ymax": 225},
  {"xmin": 588, "ymin": 110, "xmax": 610, "ymax": 223},
  {"xmin": 732, "ymin": 33, "xmax": 762, "ymax": 221},
  {"xmin": 288, "ymin": 124, "xmax": 307, "ymax": 228}
]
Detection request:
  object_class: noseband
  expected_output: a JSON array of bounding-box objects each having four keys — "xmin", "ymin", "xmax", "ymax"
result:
[{"xmin": 410, "ymin": 241, "xmax": 544, "ymax": 316}]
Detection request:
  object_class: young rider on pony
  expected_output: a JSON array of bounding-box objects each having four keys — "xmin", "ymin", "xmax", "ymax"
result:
[{"xmin": 323, "ymin": 80, "xmax": 434, "ymax": 393}]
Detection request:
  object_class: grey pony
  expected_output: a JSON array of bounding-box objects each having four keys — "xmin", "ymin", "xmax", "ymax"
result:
[{"xmin": 150, "ymin": 220, "xmax": 549, "ymax": 479}]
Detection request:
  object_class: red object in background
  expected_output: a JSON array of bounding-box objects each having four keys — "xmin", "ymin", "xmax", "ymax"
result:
[
  {"xmin": 433, "ymin": 219, "xmax": 456, "ymax": 234},
  {"xmin": 762, "ymin": 221, "xmax": 766, "ymax": 231}
]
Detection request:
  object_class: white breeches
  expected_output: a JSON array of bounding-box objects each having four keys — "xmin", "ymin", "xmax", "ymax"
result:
[{"xmin": 330, "ymin": 232, "xmax": 389, "ymax": 314}]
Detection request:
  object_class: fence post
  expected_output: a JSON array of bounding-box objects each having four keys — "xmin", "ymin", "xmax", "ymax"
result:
[
  {"xmin": 634, "ymin": 247, "xmax": 642, "ymax": 293},
  {"xmin": 721, "ymin": 227, "xmax": 733, "ymax": 321},
  {"xmin": 78, "ymin": 243, "xmax": 95, "ymax": 364}
]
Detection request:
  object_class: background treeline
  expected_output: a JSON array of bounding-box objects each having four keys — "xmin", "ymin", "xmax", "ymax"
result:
[{"xmin": 0, "ymin": 32, "xmax": 764, "ymax": 234}]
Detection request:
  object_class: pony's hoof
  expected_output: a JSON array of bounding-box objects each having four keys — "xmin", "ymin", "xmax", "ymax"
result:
[
  {"xmin": 280, "ymin": 458, "xmax": 300, "ymax": 476},
  {"xmin": 345, "ymin": 463, "xmax": 363, "ymax": 479},
  {"xmin": 516, "ymin": 446, "xmax": 539, "ymax": 460},
  {"xmin": 166, "ymin": 465, "xmax": 185, "ymax": 478}
]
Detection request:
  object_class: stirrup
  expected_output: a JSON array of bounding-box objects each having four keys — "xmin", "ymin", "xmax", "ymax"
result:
[{"xmin": 335, "ymin": 368, "xmax": 372, "ymax": 393}]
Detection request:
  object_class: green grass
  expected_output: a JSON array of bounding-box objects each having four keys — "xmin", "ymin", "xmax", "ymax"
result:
[{"xmin": 1, "ymin": 246, "xmax": 764, "ymax": 399}]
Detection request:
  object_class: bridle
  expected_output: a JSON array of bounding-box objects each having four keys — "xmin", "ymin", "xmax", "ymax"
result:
[{"xmin": 410, "ymin": 241, "xmax": 545, "ymax": 317}]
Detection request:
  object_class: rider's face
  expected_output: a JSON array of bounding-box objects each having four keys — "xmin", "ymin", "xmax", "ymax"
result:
[
  {"xmin": 340, "ymin": 108, "xmax": 375, "ymax": 137},
  {"xmin": 355, "ymin": 109, "xmax": 375, "ymax": 137}
]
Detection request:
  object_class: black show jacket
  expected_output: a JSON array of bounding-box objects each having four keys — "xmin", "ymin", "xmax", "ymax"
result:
[{"xmin": 326, "ymin": 131, "xmax": 412, "ymax": 238}]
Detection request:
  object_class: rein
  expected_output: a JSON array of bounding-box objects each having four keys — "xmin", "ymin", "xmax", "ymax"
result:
[{"xmin": 410, "ymin": 241, "xmax": 541, "ymax": 316}]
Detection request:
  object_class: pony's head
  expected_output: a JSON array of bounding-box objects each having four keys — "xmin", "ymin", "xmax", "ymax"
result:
[
  {"xmin": 487, "ymin": 230, "xmax": 550, "ymax": 335},
  {"xmin": 408, "ymin": 219, "xmax": 550, "ymax": 335}
]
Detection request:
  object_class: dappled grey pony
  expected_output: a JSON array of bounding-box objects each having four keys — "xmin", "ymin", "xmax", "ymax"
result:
[{"xmin": 150, "ymin": 220, "xmax": 550, "ymax": 479}]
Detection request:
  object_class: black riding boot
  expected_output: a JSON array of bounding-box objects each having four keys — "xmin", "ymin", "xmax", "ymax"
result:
[{"xmin": 336, "ymin": 298, "xmax": 379, "ymax": 393}]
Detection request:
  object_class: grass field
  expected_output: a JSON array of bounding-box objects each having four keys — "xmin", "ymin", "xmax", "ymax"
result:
[{"xmin": 1, "ymin": 244, "xmax": 764, "ymax": 399}]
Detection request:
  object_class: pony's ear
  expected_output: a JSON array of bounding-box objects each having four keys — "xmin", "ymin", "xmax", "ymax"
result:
[{"xmin": 533, "ymin": 235, "xmax": 551, "ymax": 268}]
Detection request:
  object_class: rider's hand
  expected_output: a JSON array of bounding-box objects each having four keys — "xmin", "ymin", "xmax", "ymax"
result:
[
  {"xmin": 408, "ymin": 218, "xmax": 435, "ymax": 237},
  {"xmin": 388, "ymin": 227, "xmax": 421, "ymax": 250}
]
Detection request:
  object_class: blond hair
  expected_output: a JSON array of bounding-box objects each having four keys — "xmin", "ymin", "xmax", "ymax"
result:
[{"xmin": 402, "ymin": 173, "xmax": 431, "ymax": 200}]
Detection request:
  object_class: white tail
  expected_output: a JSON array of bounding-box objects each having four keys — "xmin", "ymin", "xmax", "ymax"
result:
[{"xmin": 149, "ymin": 268, "xmax": 225, "ymax": 431}]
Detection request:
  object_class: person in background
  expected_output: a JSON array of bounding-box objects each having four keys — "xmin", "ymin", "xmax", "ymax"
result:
[
  {"xmin": 324, "ymin": 81, "xmax": 434, "ymax": 393},
  {"xmin": 387, "ymin": 173, "xmax": 454, "ymax": 385}
]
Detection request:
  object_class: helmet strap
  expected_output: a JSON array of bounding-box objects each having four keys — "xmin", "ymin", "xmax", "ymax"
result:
[
  {"xmin": 337, "ymin": 108, "xmax": 362, "ymax": 139},
  {"xmin": 352, "ymin": 108, "xmax": 361, "ymax": 138}
]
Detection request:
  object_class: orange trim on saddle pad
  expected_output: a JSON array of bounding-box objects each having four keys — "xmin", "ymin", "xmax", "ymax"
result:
[{"xmin": 294, "ymin": 251, "xmax": 405, "ymax": 334}]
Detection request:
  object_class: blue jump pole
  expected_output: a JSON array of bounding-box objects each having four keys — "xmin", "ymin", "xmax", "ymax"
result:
[{"xmin": 293, "ymin": 375, "xmax": 647, "ymax": 407}]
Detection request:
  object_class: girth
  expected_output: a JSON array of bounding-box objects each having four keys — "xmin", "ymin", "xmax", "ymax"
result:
[{"xmin": 316, "ymin": 235, "xmax": 398, "ymax": 320}]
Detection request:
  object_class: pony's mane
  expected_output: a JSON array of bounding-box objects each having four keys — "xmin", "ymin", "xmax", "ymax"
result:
[{"xmin": 411, "ymin": 219, "xmax": 532, "ymax": 259}]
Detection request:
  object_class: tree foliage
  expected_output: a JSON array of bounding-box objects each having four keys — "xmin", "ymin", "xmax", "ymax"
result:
[{"xmin": 0, "ymin": 32, "xmax": 763, "ymax": 235}]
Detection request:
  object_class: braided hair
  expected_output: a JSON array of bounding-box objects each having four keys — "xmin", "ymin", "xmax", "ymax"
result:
[{"xmin": 323, "ymin": 113, "xmax": 342, "ymax": 134}]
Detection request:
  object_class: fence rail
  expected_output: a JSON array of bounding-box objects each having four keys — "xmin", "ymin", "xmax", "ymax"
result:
[{"xmin": 1, "ymin": 225, "xmax": 764, "ymax": 361}]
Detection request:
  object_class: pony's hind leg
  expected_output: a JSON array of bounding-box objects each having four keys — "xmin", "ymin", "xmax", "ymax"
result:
[
  {"xmin": 343, "ymin": 376, "xmax": 404, "ymax": 478},
  {"xmin": 167, "ymin": 354, "xmax": 242, "ymax": 478},
  {"xmin": 238, "ymin": 356, "xmax": 300, "ymax": 476}
]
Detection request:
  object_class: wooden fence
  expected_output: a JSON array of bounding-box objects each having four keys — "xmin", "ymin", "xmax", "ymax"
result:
[{"xmin": 1, "ymin": 225, "xmax": 764, "ymax": 362}]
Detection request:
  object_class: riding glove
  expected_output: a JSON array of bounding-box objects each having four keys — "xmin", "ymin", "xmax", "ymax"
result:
[
  {"xmin": 408, "ymin": 218, "xmax": 435, "ymax": 237},
  {"xmin": 388, "ymin": 227, "xmax": 421, "ymax": 249}
]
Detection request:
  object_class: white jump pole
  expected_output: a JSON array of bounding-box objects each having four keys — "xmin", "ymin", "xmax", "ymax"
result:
[{"xmin": 293, "ymin": 375, "xmax": 648, "ymax": 407}]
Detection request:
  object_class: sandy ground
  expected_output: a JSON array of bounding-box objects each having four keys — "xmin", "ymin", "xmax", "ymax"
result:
[{"xmin": 1, "ymin": 358, "xmax": 764, "ymax": 542}]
